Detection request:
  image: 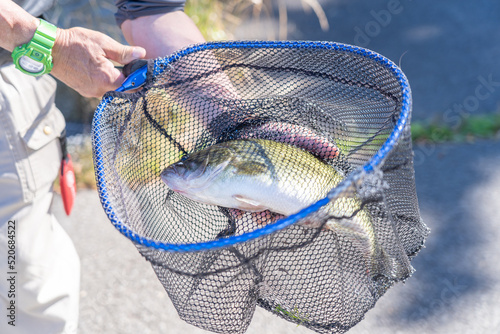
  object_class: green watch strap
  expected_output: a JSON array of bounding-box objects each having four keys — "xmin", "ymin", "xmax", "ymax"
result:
[
  {"xmin": 30, "ymin": 19, "xmax": 57, "ymax": 53},
  {"xmin": 12, "ymin": 19, "xmax": 57, "ymax": 76}
]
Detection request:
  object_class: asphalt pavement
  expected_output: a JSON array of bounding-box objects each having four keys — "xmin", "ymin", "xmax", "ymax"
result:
[
  {"xmin": 53, "ymin": 0, "xmax": 500, "ymax": 333},
  {"xmin": 234, "ymin": 0, "xmax": 500, "ymax": 122}
]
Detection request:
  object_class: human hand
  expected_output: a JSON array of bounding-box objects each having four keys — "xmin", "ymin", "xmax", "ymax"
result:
[{"xmin": 51, "ymin": 26, "xmax": 146, "ymax": 97}]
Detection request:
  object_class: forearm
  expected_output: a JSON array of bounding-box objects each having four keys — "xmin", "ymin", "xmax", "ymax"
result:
[
  {"xmin": 0, "ymin": 1, "xmax": 40, "ymax": 52},
  {"xmin": 1, "ymin": 1, "xmax": 145, "ymax": 97},
  {"xmin": 120, "ymin": 11, "xmax": 205, "ymax": 58}
]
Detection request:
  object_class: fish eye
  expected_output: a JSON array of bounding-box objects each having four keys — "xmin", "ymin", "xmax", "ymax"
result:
[
  {"xmin": 175, "ymin": 161, "xmax": 186, "ymax": 169},
  {"xmin": 171, "ymin": 161, "xmax": 187, "ymax": 175}
]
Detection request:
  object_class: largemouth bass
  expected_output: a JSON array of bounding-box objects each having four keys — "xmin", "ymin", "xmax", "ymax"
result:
[{"xmin": 161, "ymin": 138, "xmax": 393, "ymax": 277}]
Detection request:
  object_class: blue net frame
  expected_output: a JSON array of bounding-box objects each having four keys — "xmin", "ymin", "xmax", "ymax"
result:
[{"xmin": 91, "ymin": 40, "xmax": 411, "ymax": 253}]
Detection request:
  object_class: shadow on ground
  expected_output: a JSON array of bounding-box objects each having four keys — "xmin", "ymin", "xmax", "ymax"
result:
[{"xmin": 397, "ymin": 141, "xmax": 498, "ymax": 322}]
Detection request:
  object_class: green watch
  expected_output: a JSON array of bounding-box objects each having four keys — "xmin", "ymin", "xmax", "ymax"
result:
[{"xmin": 12, "ymin": 19, "xmax": 57, "ymax": 76}]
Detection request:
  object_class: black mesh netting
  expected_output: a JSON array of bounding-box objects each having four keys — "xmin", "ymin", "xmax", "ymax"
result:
[{"xmin": 92, "ymin": 41, "xmax": 429, "ymax": 334}]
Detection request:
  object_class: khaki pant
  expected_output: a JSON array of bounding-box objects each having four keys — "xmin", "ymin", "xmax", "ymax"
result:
[{"xmin": 0, "ymin": 64, "xmax": 80, "ymax": 334}]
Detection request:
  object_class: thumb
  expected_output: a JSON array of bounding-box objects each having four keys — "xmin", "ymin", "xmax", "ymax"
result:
[{"xmin": 107, "ymin": 42, "xmax": 146, "ymax": 65}]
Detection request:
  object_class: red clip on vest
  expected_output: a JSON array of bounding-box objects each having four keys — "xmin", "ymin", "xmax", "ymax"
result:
[{"xmin": 59, "ymin": 130, "xmax": 76, "ymax": 215}]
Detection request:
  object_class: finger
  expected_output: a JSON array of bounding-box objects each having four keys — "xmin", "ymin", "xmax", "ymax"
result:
[
  {"xmin": 108, "ymin": 69, "xmax": 126, "ymax": 91},
  {"xmin": 121, "ymin": 46, "xmax": 146, "ymax": 65},
  {"xmin": 103, "ymin": 38, "xmax": 146, "ymax": 65},
  {"xmin": 92, "ymin": 61, "xmax": 126, "ymax": 96}
]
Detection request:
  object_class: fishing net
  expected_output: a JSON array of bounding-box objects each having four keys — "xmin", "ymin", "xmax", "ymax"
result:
[{"xmin": 92, "ymin": 41, "xmax": 429, "ymax": 334}]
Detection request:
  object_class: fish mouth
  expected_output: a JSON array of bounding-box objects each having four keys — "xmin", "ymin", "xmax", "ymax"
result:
[
  {"xmin": 160, "ymin": 165, "xmax": 206, "ymax": 197},
  {"xmin": 171, "ymin": 189, "xmax": 188, "ymax": 195},
  {"xmin": 161, "ymin": 174, "xmax": 188, "ymax": 195}
]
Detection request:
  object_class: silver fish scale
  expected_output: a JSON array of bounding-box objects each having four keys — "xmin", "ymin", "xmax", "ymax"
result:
[{"xmin": 93, "ymin": 41, "xmax": 428, "ymax": 334}]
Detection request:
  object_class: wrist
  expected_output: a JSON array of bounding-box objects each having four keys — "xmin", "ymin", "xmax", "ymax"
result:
[
  {"xmin": 52, "ymin": 27, "xmax": 68, "ymax": 68},
  {"xmin": 22, "ymin": 18, "xmax": 41, "ymax": 48},
  {"xmin": 11, "ymin": 19, "xmax": 57, "ymax": 76},
  {"xmin": 14, "ymin": 17, "xmax": 40, "ymax": 50}
]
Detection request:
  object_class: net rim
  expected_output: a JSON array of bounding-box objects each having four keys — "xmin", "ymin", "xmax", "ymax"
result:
[{"xmin": 91, "ymin": 40, "xmax": 411, "ymax": 252}]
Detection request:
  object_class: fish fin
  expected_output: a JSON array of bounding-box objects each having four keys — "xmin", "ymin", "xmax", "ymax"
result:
[
  {"xmin": 325, "ymin": 219, "xmax": 413, "ymax": 281},
  {"xmin": 233, "ymin": 195, "xmax": 268, "ymax": 212},
  {"xmin": 325, "ymin": 219, "xmax": 370, "ymax": 240}
]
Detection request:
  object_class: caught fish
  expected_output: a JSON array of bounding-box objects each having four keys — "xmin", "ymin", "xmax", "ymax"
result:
[
  {"xmin": 239, "ymin": 122, "xmax": 340, "ymax": 161},
  {"xmin": 161, "ymin": 139, "xmax": 394, "ymax": 277}
]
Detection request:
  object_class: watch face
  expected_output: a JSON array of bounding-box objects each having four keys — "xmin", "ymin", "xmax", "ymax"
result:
[{"xmin": 19, "ymin": 55, "xmax": 45, "ymax": 74}]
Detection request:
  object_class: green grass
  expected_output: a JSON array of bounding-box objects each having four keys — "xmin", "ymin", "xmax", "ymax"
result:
[
  {"xmin": 185, "ymin": 0, "xmax": 229, "ymax": 40},
  {"xmin": 54, "ymin": 136, "xmax": 97, "ymax": 192},
  {"xmin": 184, "ymin": 0, "xmax": 330, "ymax": 41},
  {"xmin": 412, "ymin": 112, "xmax": 500, "ymax": 143},
  {"xmin": 274, "ymin": 305, "xmax": 310, "ymax": 326}
]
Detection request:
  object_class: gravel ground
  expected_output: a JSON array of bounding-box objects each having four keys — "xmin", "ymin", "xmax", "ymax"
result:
[{"xmin": 54, "ymin": 139, "xmax": 500, "ymax": 334}]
